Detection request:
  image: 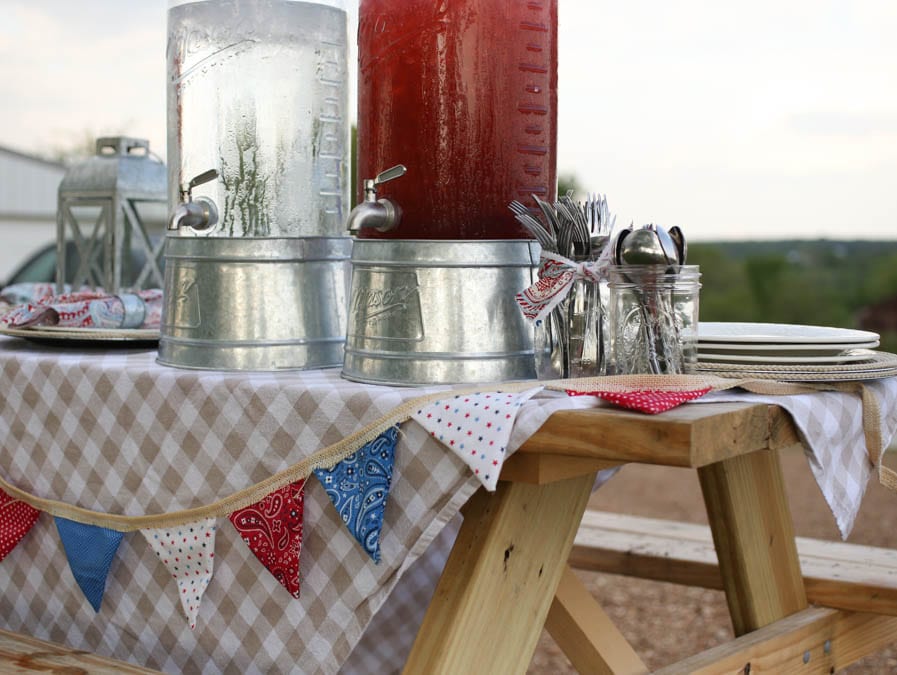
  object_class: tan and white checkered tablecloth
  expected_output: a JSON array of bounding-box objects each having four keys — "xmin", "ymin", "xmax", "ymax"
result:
[
  {"xmin": 1, "ymin": 336, "xmax": 895, "ymax": 674},
  {"xmin": 0, "ymin": 337, "xmax": 478, "ymax": 674}
]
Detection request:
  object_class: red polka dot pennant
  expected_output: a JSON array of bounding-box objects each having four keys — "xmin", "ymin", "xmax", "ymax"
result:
[
  {"xmin": 566, "ymin": 387, "xmax": 711, "ymax": 414},
  {"xmin": 229, "ymin": 480, "xmax": 306, "ymax": 599},
  {"xmin": 141, "ymin": 518, "xmax": 217, "ymax": 629},
  {"xmin": 412, "ymin": 387, "xmax": 542, "ymax": 491},
  {"xmin": 0, "ymin": 489, "xmax": 40, "ymax": 562}
]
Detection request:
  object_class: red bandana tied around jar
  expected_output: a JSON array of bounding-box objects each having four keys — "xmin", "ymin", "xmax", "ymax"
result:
[{"xmin": 515, "ymin": 251, "xmax": 604, "ymax": 323}]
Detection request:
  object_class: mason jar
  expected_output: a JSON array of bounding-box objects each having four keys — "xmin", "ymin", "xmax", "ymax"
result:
[{"xmin": 606, "ymin": 265, "xmax": 701, "ymax": 375}]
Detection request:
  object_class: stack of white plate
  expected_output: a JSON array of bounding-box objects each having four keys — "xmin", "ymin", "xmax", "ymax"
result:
[{"xmin": 698, "ymin": 322, "xmax": 880, "ymax": 365}]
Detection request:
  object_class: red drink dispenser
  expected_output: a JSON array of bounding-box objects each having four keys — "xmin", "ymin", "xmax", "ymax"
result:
[
  {"xmin": 343, "ymin": 0, "xmax": 559, "ymax": 385},
  {"xmin": 356, "ymin": 0, "xmax": 558, "ymax": 239}
]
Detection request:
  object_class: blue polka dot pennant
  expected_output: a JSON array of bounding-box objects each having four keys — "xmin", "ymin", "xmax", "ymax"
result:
[{"xmin": 54, "ymin": 517, "xmax": 124, "ymax": 612}]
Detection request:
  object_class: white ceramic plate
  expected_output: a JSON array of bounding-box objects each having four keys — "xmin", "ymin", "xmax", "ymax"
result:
[
  {"xmin": 0, "ymin": 326, "xmax": 159, "ymax": 346},
  {"xmin": 697, "ymin": 340, "xmax": 879, "ymax": 353},
  {"xmin": 698, "ymin": 322, "xmax": 879, "ymax": 345},
  {"xmin": 697, "ymin": 351, "xmax": 875, "ymax": 364}
]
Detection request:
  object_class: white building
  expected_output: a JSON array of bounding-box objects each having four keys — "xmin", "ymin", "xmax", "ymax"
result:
[{"xmin": 0, "ymin": 146, "xmax": 66, "ymax": 283}]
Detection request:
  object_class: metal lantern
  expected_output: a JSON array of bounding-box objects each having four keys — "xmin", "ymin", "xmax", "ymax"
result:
[{"xmin": 56, "ymin": 137, "xmax": 167, "ymax": 293}]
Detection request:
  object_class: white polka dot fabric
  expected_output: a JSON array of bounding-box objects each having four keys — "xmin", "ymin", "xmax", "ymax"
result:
[
  {"xmin": 142, "ymin": 519, "xmax": 217, "ymax": 629},
  {"xmin": 412, "ymin": 388, "xmax": 543, "ymax": 491}
]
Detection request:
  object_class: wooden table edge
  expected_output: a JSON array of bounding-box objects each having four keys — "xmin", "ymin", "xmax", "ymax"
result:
[{"xmin": 512, "ymin": 401, "xmax": 801, "ymax": 472}]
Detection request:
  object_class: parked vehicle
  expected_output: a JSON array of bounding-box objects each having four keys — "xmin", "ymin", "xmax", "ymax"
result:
[{"xmin": 1, "ymin": 237, "xmax": 165, "ymax": 289}]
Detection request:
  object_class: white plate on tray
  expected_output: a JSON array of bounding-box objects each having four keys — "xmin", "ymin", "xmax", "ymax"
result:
[
  {"xmin": 697, "ymin": 351, "xmax": 875, "ymax": 364},
  {"xmin": 698, "ymin": 322, "xmax": 879, "ymax": 345},
  {"xmin": 0, "ymin": 325, "xmax": 159, "ymax": 347},
  {"xmin": 698, "ymin": 340, "xmax": 879, "ymax": 353}
]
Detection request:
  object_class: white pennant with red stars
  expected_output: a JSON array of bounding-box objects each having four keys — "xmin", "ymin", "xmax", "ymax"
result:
[
  {"xmin": 412, "ymin": 388, "xmax": 542, "ymax": 491},
  {"xmin": 141, "ymin": 518, "xmax": 217, "ymax": 629}
]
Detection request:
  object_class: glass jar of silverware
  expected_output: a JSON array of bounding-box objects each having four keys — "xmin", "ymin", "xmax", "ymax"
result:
[{"xmin": 512, "ymin": 195, "xmax": 700, "ymax": 377}]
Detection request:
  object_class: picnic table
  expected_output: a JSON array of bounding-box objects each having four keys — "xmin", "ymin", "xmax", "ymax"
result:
[
  {"xmin": 0, "ymin": 335, "xmax": 895, "ymax": 673},
  {"xmin": 405, "ymin": 400, "xmax": 897, "ymax": 673}
]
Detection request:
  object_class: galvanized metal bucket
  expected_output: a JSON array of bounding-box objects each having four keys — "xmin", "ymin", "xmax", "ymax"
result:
[
  {"xmin": 158, "ymin": 236, "xmax": 351, "ymax": 371},
  {"xmin": 342, "ymin": 239, "xmax": 540, "ymax": 385}
]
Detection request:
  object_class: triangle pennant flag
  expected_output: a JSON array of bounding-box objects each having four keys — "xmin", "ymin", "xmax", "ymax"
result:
[
  {"xmin": 229, "ymin": 480, "xmax": 306, "ymax": 598},
  {"xmin": 412, "ymin": 388, "xmax": 542, "ymax": 491},
  {"xmin": 565, "ymin": 387, "xmax": 711, "ymax": 414},
  {"xmin": 53, "ymin": 517, "xmax": 124, "ymax": 612},
  {"xmin": 313, "ymin": 425, "xmax": 399, "ymax": 563},
  {"xmin": 0, "ymin": 489, "xmax": 41, "ymax": 562},
  {"xmin": 141, "ymin": 518, "xmax": 217, "ymax": 629}
]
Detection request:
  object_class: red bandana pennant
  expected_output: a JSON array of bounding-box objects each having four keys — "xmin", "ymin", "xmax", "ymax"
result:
[
  {"xmin": 229, "ymin": 480, "xmax": 306, "ymax": 598},
  {"xmin": 567, "ymin": 387, "xmax": 711, "ymax": 414},
  {"xmin": 0, "ymin": 489, "xmax": 40, "ymax": 561}
]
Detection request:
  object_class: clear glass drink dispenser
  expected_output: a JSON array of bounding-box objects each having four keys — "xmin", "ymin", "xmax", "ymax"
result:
[{"xmin": 160, "ymin": 0, "xmax": 353, "ymax": 372}]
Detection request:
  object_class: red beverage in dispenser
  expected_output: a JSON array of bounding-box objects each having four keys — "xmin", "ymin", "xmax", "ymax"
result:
[{"xmin": 357, "ymin": 0, "xmax": 558, "ymax": 239}]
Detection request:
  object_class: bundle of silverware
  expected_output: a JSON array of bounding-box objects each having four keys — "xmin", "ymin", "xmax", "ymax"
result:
[
  {"xmin": 509, "ymin": 192, "xmax": 615, "ymax": 262},
  {"xmin": 607, "ymin": 224, "xmax": 697, "ymax": 375},
  {"xmin": 511, "ymin": 192, "xmax": 699, "ymax": 378},
  {"xmin": 509, "ymin": 193, "xmax": 616, "ymax": 378}
]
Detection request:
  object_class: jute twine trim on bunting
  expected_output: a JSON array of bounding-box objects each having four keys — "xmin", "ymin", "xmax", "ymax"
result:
[{"xmin": 0, "ymin": 374, "xmax": 892, "ymax": 530}]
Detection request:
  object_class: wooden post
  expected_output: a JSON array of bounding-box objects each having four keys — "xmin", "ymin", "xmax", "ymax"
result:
[
  {"xmin": 403, "ymin": 472, "xmax": 596, "ymax": 674},
  {"xmin": 698, "ymin": 448, "xmax": 808, "ymax": 635},
  {"xmin": 545, "ymin": 565, "xmax": 648, "ymax": 675}
]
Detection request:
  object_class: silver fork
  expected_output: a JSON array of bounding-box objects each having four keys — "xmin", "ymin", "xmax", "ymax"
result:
[{"xmin": 508, "ymin": 200, "xmax": 556, "ymax": 252}]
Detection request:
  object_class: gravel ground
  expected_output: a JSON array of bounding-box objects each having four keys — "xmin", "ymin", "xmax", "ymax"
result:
[{"xmin": 527, "ymin": 446, "xmax": 897, "ymax": 673}]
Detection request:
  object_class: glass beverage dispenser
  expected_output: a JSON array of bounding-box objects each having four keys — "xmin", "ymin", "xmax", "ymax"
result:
[
  {"xmin": 343, "ymin": 0, "xmax": 559, "ymax": 384},
  {"xmin": 160, "ymin": 0, "xmax": 352, "ymax": 371}
]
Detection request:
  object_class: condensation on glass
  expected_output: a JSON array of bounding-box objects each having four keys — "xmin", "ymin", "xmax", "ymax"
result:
[{"xmin": 167, "ymin": 0, "xmax": 349, "ymax": 238}]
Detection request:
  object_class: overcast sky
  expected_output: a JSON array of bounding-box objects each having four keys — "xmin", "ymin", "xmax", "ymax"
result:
[{"xmin": 1, "ymin": 0, "xmax": 894, "ymax": 241}]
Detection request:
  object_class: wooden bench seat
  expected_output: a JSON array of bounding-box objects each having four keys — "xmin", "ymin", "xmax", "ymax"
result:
[
  {"xmin": 0, "ymin": 628, "xmax": 162, "ymax": 674},
  {"xmin": 570, "ymin": 510, "xmax": 897, "ymax": 616}
]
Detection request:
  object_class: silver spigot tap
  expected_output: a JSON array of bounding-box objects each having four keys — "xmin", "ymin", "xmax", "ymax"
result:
[
  {"xmin": 346, "ymin": 164, "xmax": 407, "ymax": 234},
  {"xmin": 168, "ymin": 169, "xmax": 220, "ymax": 231}
]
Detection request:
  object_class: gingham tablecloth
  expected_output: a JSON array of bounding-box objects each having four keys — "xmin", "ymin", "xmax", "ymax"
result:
[
  {"xmin": 0, "ymin": 337, "xmax": 472, "ymax": 674},
  {"xmin": 0, "ymin": 336, "xmax": 895, "ymax": 674}
]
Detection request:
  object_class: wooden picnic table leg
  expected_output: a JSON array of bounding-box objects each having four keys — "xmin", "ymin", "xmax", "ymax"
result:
[
  {"xmin": 698, "ymin": 447, "xmax": 808, "ymax": 636},
  {"xmin": 545, "ymin": 564, "xmax": 648, "ymax": 675},
  {"xmin": 403, "ymin": 471, "xmax": 596, "ymax": 675}
]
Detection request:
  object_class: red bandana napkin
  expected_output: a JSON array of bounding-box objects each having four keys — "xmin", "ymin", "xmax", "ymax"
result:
[
  {"xmin": 566, "ymin": 387, "xmax": 711, "ymax": 414},
  {"xmin": 515, "ymin": 252, "xmax": 602, "ymax": 323},
  {"xmin": 1, "ymin": 289, "xmax": 163, "ymax": 329}
]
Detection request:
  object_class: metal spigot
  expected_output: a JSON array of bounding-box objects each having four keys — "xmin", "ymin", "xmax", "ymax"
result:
[
  {"xmin": 346, "ymin": 165, "xmax": 407, "ymax": 234},
  {"xmin": 168, "ymin": 169, "xmax": 220, "ymax": 231}
]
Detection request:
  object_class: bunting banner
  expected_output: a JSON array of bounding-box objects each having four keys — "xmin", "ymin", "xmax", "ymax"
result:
[
  {"xmin": 54, "ymin": 517, "xmax": 124, "ymax": 612},
  {"xmin": 314, "ymin": 425, "xmax": 399, "ymax": 563},
  {"xmin": 0, "ymin": 489, "xmax": 40, "ymax": 561},
  {"xmin": 229, "ymin": 480, "xmax": 306, "ymax": 599},
  {"xmin": 411, "ymin": 388, "xmax": 543, "ymax": 491},
  {"xmin": 2, "ymin": 368, "xmax": 847, "ymax": 638},
  {"xmin": 142, "ymin": 519, "xmax": 217, "ymax": 629}
]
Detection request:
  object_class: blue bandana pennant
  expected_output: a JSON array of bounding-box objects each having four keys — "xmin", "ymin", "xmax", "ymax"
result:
[
  {"xmin": 314, "ymin": 425, "xmax": 399, "ymax": 563},
  {"xmin": 54, "ymin": 517, "xmax": 124, "ymax": 612}
]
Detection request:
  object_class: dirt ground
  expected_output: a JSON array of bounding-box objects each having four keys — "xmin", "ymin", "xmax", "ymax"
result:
[{"xmin": 527, "ymin": 446, "xmax": 897, "ymax": 674}]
